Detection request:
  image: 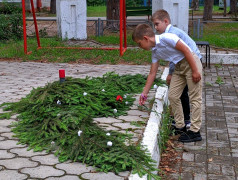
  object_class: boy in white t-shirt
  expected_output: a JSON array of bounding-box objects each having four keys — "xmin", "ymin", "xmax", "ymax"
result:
[{"xmin": 132, "ymin": 24, "xmax": 203, "ymax": 143}]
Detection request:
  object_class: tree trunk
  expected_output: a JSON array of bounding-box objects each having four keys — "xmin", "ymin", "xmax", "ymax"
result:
[
  {"xmin": 230, "ymin": 0, "xmax": 237, "ymax": 14},
  {"xmin": 106, "ymin": 0, "xmax": 120, "ymax": 30},
  {"xmin": 223, "ymin": 0, "xmax": 227, "ymax": 16},
  {"xmin": 191, "ymin": 0, "xmax": 199, "ymax": 10},
  {"xmin": 50, "ymin": 0, "xmax": 56, "ymax": 14},
  {"xmin": 203, "ymin": 0, "xmax": 213, "ymax": 20}
]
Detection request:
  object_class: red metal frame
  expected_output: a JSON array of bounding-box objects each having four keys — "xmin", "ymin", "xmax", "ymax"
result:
[{"xmin": 22, "ymin": 0, "xmax": 127, "ymax": 56}]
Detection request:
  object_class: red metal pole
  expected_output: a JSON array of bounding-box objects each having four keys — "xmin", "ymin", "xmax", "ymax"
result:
[
  {"xmin": 119, "ymin": 0, "xmax": 123, "ymax": 56},
  {"xmin": 30, "ymin": 0, "xmax": 41, "ymax": 49},
  {"xmin": 22, "ymin": 0, "xmax": 27, "ymax": 54},
  {"xmin": 123, "ymin": 0, "xmax": 127, "ymax": 49}
]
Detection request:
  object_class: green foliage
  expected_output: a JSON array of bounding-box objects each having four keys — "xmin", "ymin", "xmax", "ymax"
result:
[
  {"xmin": 215, "ymin": 76, "xmax": 224, "ymax": 85},
  {"xmin": 0, "ymin": 1, "xmax": 22, "ymax": 40},
  {"xmin": 87, "ymin": 0, "xmax": 105, "ymax": 6},
  {"xmin": 0, "ymin": 1, "xmax": 21, "ymax": 14},
  {"xmin": 158, "ymin": 106, "xmax": 173, "ymax": 152},
  {"xmin": 126, "ymin": 0, "xmax": 144, "ymax": 7},
  {"xmin": 0, "ymin": 72, "xmax": 165, "ymax": 178}
]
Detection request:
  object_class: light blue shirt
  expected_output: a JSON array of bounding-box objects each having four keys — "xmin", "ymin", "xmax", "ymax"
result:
[
  {"xmin": 165, "ymin": 24, "xmax": 202, "ymax": 74},
  {"xmin": 152, "ymin": 33, "xmax": 192, "ymax": 64}
]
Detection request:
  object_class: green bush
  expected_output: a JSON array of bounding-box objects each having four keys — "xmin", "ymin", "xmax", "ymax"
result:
[
  {"xmin": 86, "ymin": 0, "xmax": 144, "ymax": 7},
  {"xmin": 126, "ymin": 0, "xmax": 144, "ymax": 7},
  {"xmin": 87, "ymin": 0, "xmax": 105, "ymax": 6},
  {"xmin": 0, "ymin": 2, "xmax": 22, "ymax": 40}
]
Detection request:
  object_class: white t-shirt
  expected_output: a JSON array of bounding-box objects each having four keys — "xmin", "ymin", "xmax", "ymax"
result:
[{"xmin": 151, "ymin": 33, "xmax": 192, "ymax": 64}]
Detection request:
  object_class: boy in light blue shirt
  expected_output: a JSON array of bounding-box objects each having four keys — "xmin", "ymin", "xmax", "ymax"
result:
[
  {"xmin": 132, "ymin": 24, "xmax": 203, "ymax": 143},
  {"xmin": 152, "ymin": 9, "xmax": 202, "ymax": 130}
]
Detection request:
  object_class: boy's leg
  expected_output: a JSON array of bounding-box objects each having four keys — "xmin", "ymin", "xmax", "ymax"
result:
[
  {"xmin": 180, "ymin": 85, "xmax": 190, "ymax": 123},
  {"xmin": 185, "ymin": 55, "xmax": 203, "ymax": 132},
  {"xmin": 168, "ymin": 65, "xmax": 187, "ymax": 129}
]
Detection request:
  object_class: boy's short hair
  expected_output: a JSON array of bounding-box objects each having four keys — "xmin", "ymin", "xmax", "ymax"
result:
[
  {"xmin": 151, "ymin": 9, "xmax": 171, "ymax": 22},
  {"xmin": 132, "ymin": 24, "xmax": 155, "ymax": 41}
]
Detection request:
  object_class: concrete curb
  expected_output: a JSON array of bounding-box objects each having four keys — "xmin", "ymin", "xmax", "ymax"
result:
[
  {"xmin": 209, "ymin": 53, "xmax": 238, "ymax": 64},
  {"xmin": 129, "ymin": 68, "xmax": 169, "ymax": 180}
]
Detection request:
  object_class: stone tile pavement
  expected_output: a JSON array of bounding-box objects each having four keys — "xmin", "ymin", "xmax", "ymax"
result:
[
  {"xmin": 0, "ymin": 61, "xmax": 162, "ymax": 180},
  {"xmin": 166, "ymin": 65, "xmax": 238, "ymax": 180},
  {"xmin": 1, "ymin": 61, "xmax": 238, "ymax": 180}
]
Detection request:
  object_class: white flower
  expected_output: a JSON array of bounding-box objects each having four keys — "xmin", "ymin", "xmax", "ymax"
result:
[
  {"xmin": 106, "ymin": 133, "xmax": 111, "ymax": 136},
  {"xmin": 123, "ymin": 95, "xmax": 127, "ymax": 98},
  {"xmin": 57, "ymin": 113, "xmax": 61, "ymax": 117},
  {"xmin": 113, "ymin": 109, "xmax": 117, "ymax": 113},
  {"xmin": 102, "ymin": 89, "xmax": 105, "ymax": 92},
  {"xmin": 78, "ymin": 130, "xmax": 83, "ymax": 136},
  {"xmin": 107, "ymin": 141, "xmax": 112, "ymax": 146},
  {"xmin": 83, "ymin": 92, "xmax": 87, "ymax": 96},
  {"xmin": 51, "ymin": 141, "xmax": 55, "ymax": 145},
  {"xmin": 153, "ymin": 84, "xmax": 158, "ymax": 89},
  {"xmin": 125, "ymin": 101, "xmax": 128, "ymax": 105},
  {"xmin": 57, "ymin": 100, "xmax": 61, "ymax": 105}
]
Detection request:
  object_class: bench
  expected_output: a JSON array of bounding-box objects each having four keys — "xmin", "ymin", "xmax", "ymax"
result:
[
  {"xmin": 196, "ymin": 41, "xmax": 210, "ymax": 68},
  {"xmin": 126, "ymin": 6, "xmax": 152, "ymax": 20}
]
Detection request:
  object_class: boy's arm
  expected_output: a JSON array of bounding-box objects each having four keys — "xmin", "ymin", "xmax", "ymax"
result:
[
  {"xmin": 140, "ymin": 62, "xmax": 159, "ymax": 105},
  {"xmin": 175, "ymin": 40, "xmax": 201, "ymax": 83}
]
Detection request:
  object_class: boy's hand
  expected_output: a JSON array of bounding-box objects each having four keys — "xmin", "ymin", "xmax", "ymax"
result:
[
  {"xmin": 192, "ymin": 71, "xmax": 201, "ymax": 83},
  {"xmin": 166, "ymin": 74, "xmax": 172, "ymax": 85},
  {"xmin": 139, "ymin": 93, "xmax": 147, "ymax": 105}
]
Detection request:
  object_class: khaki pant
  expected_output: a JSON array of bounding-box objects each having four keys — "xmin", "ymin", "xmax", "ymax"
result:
[{"xmin": 168, "ymin": 54, "xmax": 203, "ymax": 132}]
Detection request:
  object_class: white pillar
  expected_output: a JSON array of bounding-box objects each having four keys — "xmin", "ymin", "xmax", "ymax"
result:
[
  {"xmin": 57, "ymin": 0, "xmax": 87, "ymax": 40},
  {"xmin": 152, "ymin": 0, "xmax": 189, "ymax": 33}
]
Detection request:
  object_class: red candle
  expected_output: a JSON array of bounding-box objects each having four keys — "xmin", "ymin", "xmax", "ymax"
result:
[{"xmin": 59, "ymin": 69, "xmax": 65, "ymax": 78}]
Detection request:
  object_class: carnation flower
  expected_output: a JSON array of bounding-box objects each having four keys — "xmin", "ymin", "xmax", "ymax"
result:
[{"xmin": 116, "ymin": 95, "xmax": 123, "ymax": 102}]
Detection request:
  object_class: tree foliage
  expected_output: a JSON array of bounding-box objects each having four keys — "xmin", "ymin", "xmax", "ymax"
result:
[
  {"xmin": 0, "ymin": 72, "xmax": 164, "ymax": 179},
  {"xmin": 0, "ymin": 2, "xmax": 22, "ymax": 40}
]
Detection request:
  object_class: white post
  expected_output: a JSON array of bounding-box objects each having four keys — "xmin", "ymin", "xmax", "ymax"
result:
[
  {"xmin": 152, "ymin": 0, "xmax": 189, "ymax": 33},
  {"xmin": 57, "ymin": 0, "xmax": 87, "ymax": 40}
]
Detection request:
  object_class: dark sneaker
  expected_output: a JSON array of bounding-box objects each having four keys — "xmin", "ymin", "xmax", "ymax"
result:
[
  {"xmin": 172, "ymin": 125, "xmax": 187, "ymax": 135},
  {"xmin": 171, "ymin": 120, "xmax": 176, "ymax": 127},
  {"xmin": 178, "ymin": 130, "xmax": 202, "ymax": 143}
]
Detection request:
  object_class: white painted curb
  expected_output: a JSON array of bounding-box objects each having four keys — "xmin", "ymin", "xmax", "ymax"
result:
[{"xmin": 129, "ymin": 67, "xmax": 169, "ymax": 180}]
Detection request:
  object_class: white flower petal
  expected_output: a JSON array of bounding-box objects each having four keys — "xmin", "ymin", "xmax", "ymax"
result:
[
  {"xmin": 78, "ymin": 130, "xmax": 83, "ymax": 136},
  {"xmin": 107, "ymin": 141, "xmax": 112, "ymax": 146}
]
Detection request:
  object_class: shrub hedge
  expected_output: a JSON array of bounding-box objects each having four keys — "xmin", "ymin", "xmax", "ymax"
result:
[{"xmin": 0, "ymin": 2, "xmax": 22, "ymax": 40}]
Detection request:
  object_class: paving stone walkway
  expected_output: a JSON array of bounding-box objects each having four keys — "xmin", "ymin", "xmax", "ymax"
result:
[
  {"xmin": 0, "ymin": 62, "xmax": 162, "ymax": 180},
  {"xmin": 1, "ymin": 61, "xmax": 238, "ymax": 180},
  {"xmin": 166, "ymin": 65, "xmax": 238, "ymax": 180}
]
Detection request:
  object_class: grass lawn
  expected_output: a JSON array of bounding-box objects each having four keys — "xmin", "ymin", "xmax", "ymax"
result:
[
  {"xmin": 191, "ymin": 22, "xmax": 238, "ymax": 49},
  {"xmin": 87, "ymin": 6, "xmax": 106, "ymax": 17},
  {"xmin": 87, "ymin": 5, "xmax": 229, "ymax": 17},
  {"xmin": 0, "ymin": 20, "xmax": 237, "ymax": 64},
  {"xmin": 0, "ymin": 37, "xmax": 152, "ymax": 64}
]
